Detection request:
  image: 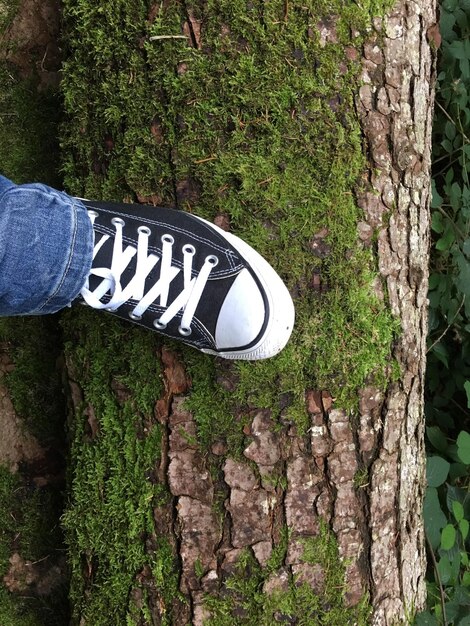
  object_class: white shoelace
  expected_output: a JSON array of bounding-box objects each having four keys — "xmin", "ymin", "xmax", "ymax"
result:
[{"xmin": 80, "ymin": 211, "xmax": 219, "ymax": 335}]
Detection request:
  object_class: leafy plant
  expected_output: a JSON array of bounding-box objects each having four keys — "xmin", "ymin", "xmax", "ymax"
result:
[{"xmin": 419, "ymin": 0, "xmax": 470, "ymax": 623}]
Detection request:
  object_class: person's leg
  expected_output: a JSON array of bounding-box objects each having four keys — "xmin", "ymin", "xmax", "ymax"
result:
[
  {"xmin": 0, "ymin": 175, "xmax": 294, "ymax": 359},
  {"xmin": 0, "ymin": 174, "xmax": 93, "ymax": 315}
]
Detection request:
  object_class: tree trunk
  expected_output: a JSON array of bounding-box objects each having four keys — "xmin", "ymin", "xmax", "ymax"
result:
[
  {"xmin": 165, "ymin": 2, "xmax": 434, "ymax": 621},
  {"xmin": 356, "ymin": 0, "xmax": 435, "ymax": 621},
  {"xmin": 62, "ymin": 0, "xmax": 436, "ymax": 624}
]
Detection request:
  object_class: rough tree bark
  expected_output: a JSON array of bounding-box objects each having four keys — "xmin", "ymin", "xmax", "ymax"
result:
[
  {"xmin": 158, "ymin": 1, "xmax": 434, "ymax": 623},
  {"xmin": 63, "ymin": 1, "xmax": 436, "ymax": 624},
  {"xmin": 356, "ymin": 0, "xmax": 435, "ymax": 621},
  {"xmin": 178, "ymin": 1, "xmax": 430, "ymax": 621}
]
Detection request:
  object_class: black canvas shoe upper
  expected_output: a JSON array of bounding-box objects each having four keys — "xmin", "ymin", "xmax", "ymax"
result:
[{"xmin": 79, "ymin": 199, "xmax": 273, "ymax": 355}]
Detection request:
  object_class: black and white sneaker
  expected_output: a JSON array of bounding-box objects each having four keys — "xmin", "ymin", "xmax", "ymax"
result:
[{"xmin": 78, "ymin": 200, "xmax": 295, "ymax": 360}]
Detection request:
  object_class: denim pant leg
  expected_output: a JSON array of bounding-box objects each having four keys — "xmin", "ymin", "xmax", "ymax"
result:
[{"xmin": 0, "ymin": 175, "xmax": 93, "ymax": 315}]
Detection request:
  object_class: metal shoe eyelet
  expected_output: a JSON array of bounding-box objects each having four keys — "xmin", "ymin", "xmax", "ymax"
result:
[
  {"xmin": 153, "ymin": 319, "xmax": 167, "ymax": 330},
  {"xmin": 111, "ymin": 217, "xmax": 126, "ymax": 227},
  {"xmin": 138, "ymin": 225, "xmax": 151, "ymax": 236},
  {"xmin": 206, "ymin": 255, "xmax": 219, "ymax": 267},
  {"xmin": 178, "ymin": 325, "xmax": 192, "ymax": 337},
  {"xmin": 128, "ymin": 311, "xmax": 142, "ymax": 321},
  {"xmin": 161, "ymin": 234, "xmax": 174, "ymax": 244},
  {"xmin": 183, "ymin": 244, "xmax": 196, "ymax": 255}
]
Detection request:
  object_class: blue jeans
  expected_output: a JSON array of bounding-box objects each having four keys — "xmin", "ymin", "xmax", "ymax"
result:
[{"xmin": 0, "ymin": 174, "xmax": 93, "ymax": 315}]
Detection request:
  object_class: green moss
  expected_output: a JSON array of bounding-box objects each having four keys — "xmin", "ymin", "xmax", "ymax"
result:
[
  {"xmin": 353, "ymin": 467, "xmax": 370, "ymax": 489},
  {"xmin": 0, "ymin": 6, "xmax": 67, "ymax": 621},
  {"xmin": 0, "ymin": 467, "xmax": 53, "ymax": 573},
  {"xmin": 0, "ymin": 0, "xmax": 20, "ymax": 33},
  {"xmin": 0, "ymin": 5, "xmax": 68, "ymax": 624},
  {"xmin": 310, "ymin": 257, "xmax": 401, "ymax": 409},
  {"xmin": 0, "ymin": 318, "xmax": 69, "ymax": 622},
  {"xmin": 61, "ymin": 0, "xmax": 398, "ymax": 437},
  {"xmin": 203, "ymin": 523, "xmax": 371, "ymax": 625},
  {"xmin": 0, "ymin": 317, "xmax": 66, "ymax": 444},
  {"xmin": 0, "ymin": 67, "xmax": 61, "ymax": 186},
  {"xmin": 0, "ymin": 588, "xmax": 43, "ymax": 626},
  {"xmin": 265, "ymin": 525, "xmax": 290, "ymax": 573},
  {"xmin": 59, "ymin": 0, "xmax": 399, "ymax": 621},
  {"xmin": 0, "ymin": 466, "xmax": 18, "ymax": 575},
  {"xmin": 0, "ymin": 466, "xmax": 69, "ymax": 625},
  {"xmin": 61, "ymin": 308, "xmax": 178, "ymax": 623},
  {"xmin": 183, "ymin": 351, "xmax": 250, "ymax": 453}
]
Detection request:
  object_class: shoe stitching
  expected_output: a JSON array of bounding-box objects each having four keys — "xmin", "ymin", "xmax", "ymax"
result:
[
  {"xmin": 110, "ymin": 314, "xmax": 213, "ymax": 348},
  {"xmin": 85, "ymin": 203, "xmax": 241, "ymax": 270},
  {"xmin": 94, "ymin": 222, "xmax": 243, "ymax": 279},
  {"xmin": 81, "ymin": 202, "xmax": 288, "ymax": 356}
]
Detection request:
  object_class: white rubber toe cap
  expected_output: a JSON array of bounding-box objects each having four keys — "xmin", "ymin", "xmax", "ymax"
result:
[
  {"xmin": 215, "ymin": 269, "xmax": 265, "ymax": 349},
  {"xmin": 197, "ymin": 221, "xmax": 295, "ymax": 360}
]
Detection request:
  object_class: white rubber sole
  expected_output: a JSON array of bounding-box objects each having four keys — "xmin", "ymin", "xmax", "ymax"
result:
[{"xmin": 193, "ymin": 216, "xmax": 295, "ymax": 360}]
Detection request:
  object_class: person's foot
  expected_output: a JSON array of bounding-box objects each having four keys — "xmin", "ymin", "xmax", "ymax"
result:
[{"xmin": 79, "ymin": 200, "xmax": 295, "ymax": 360}]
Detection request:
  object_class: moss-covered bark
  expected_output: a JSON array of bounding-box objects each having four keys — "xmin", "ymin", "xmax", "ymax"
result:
[
  {"xmin": 0, "ymin": 319, "xmax": 69, "ymax": 626},
  {"xmin": 0, "ymin": 0, "xmax": 62, "ymax": 185},
  {"xmin": 0, "ymin": 3, "xmax": 69, "ymax": 622},
  {"xmin": 59, "ymin": 0, "xmax": 434, "ymax": 624}
]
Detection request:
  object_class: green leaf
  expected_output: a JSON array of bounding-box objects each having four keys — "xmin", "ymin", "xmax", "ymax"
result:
[
  {"xmin": 442, "ymin": 0, "xmax": 458, "ymax": 11},
  {"xmin": 464, "ymin": 382, "xmax": 470, "ymax": 409},
  {"xmin": 445, "ymin": 167, "xmax": 455, "ymax": 186},
  {"xmin": 428, "ymin": 289, "xmax": 441, "ymax": 312},
  {"xmin": 454, "ymin": 585, "xmax": 470, "ymax": 606},
  {"xmin": 427, "ymin": 456, "xmax": 450, "ymax": 487},
  {"xmin": 463, "ymin": 571, "xmax": 470, "ymax": 587},
  {"xmin": 459, "ymin": 518, "xmax": 469, "ymax": 539},
  {"xmin": 454, "ymin": 584, "xmax": 470, "ymax": 606},
  {"xmin": 428, "ymin": 273, "xmax": 441, "ymax": 291},
  {"xmin": 445, "ymin": 598, "xmax": 462, "ymax": 622},
  {"xmin": 447, "ymin": 485, "xmax": 470, "ymax": 519},
  {"xmin": 449, "ymin": 462, "xmax": 468, "ymax": 480},
  {"xmin": 431, "ymin": 182, "xmax": 443, "ymax": 209},
  {"xmin": 427, "ymin": 426, "xmax": 449, "ymax": 454},
  {"xmin": 415, "ymin": 611, "xmax": 439, "ymax": 626},
  {"xmin": 438, "ymin": 555, "xmax": 452, "ymax": 584},
  {"xmin": 441, "ymin": 523, "xmax": 457, "ymax": 550},
  {"xmin": 424, "ymin": 487, "xmax": 448, "ymax": 550},
  {"xmin": 441, "ymin": 138, "xmax": 454, "ymax": 153},
  {"xmin": 458, "ymin": 616, "xmax": 470, "ymax": 626},
  {"xmin": 440, "ymin": 11, "xmax": 457, "ymax": 41},
  {"xmin": 449, "ymin": 40, "xmax": 467, "ymax": 60},
  {"xmin": 445, "ymin": 120, "xmax": 457, "ymax": 140},
  {"xmin": 431, "ymin": 342, "xmax": 449, "ymax": 368},
  {"xmin": 457, "ymin": 431, "xmax": 470, "ymax": 464},
  {"xmin": 455, "ymin": 254, "xmax": 470, "ymax": 296},
  {"xmin": 436, "ymin": 226, "xmax": 455, "ymax": 251},
  {"xmin": 457, "ymin": 85, "xmax": 469, "ymax": 108},
  {"xmin": 431, "ymin": 211, "xmax": 444, "ymax": 233},
  {"xmin": 452, "ymin": 499, "xmax": 464, "ymax": 522},
  {"xmin": 450, "ymin": 181, "xmax": 462, "ymax": 211},
  {"xmin": 461, "ymin": 57, "xmax": 470, "ymax": 80}
]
